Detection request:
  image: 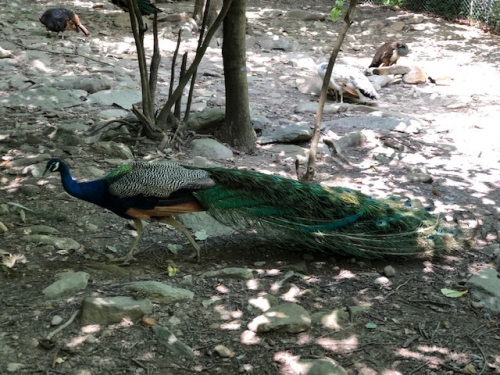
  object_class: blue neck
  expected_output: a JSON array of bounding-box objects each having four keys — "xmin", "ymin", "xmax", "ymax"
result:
[{"xmin": 58, "ymin": 163, "xmax": 109, "ymax": 208}]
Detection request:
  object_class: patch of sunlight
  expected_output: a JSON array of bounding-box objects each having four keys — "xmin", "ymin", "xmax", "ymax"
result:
[
  {"xmin": 282, "ymin": 284, "xmax": 301, "ymax": 302},
  {"xmin": 246, "ymin": 278, "xmax": 260, "ymax": 290},
  {"xmin": 296, "ymin": 332, "xmax": 313, "ymax": 345},
  {"xmin": 240, "ymin": 330, "xmax": 260, "ymax": 345},
  {"xmin": 423, "ymin": 261, "xmax": 434, "ymax": 273},
  {"xmin": 334, "ymin": 269, "xmax": 357, "ymax": 280},
  {"xmin": 215, "ymin": 284, "xmax": 230, "ymax": 294},
  {"xmin": 417, "ymin": 345, "xmax": 450, "ymax": 355},
  {"xmin": 214, "ymin": 304, "xmax": 243, "ymax": 320},
  {"xmin": 2, "ymin": 179, "xmax": 22, "ymax": 193},
  {"xmin": 81, "ymin": 325, "xmax": 100, "ymax": 334},
  {"xmin": 316, "ymin": 335, "xmax": 358, "ymax": 352},
  {"xmin": 67, "ymin": 335, "xmax": 87, "ymax": 347},
  {"xmin": 220, "ymin": 321, "xmax": 241, "ymax": 330}
]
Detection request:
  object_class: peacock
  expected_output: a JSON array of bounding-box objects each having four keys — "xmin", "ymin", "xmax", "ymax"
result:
[
  {"xmin": 110, "ymin": 0, "xmax": 162, "ymax": 16},
  {"xmin": 43, "ymin": 158, "xmax": 458, "ymax": 263},
  {"xmin": 317, "ymin": 62, "xmax": 379, "ymax": 103},
  {"xmin": 369, "ymin": 41, "xmax": 409, "ymax": 68}
]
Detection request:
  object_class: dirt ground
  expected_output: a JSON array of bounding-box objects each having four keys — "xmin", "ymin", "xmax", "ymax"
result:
[{"xmin": 1, "ymin": 0, "xmax": 500, "ymax": 374}]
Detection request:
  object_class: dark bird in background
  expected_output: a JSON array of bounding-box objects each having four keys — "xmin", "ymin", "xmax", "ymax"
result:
[
  {"xmin": 369, "ymin": 42, "xmax": 409, "ymax": 68},
  {"xmin": 317, "ymin": 63, "xmax": 379, "ymax": 103},
  {"xmin": 38, "ymin": 8, "xmax": 90, "ymax": 37},
  {"xmin": 44, "ymin": 159, "xmax": 457, "ymax": 263},
  {"xmin": 110, "ymin": 0, "xmax": 163, "ymax": 15}
]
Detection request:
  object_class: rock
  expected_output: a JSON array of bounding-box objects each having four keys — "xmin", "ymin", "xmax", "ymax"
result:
[
  {"xmin": 285, "ymin": 9, "xmax": 326, "ymax": 21},
  {"xmin": 294, "ymin": 102, "xmax": 345, "ymax": 114},
  {"xmin": 466, "ymin": 268, "xmax": 500, "ymax": 313},
  {"xmin": 406, "ymin": 14, "xmax": 425, "ymax": 24},
  {"xmin": 19, "ymin": 184, "xmax": 40, "ymax": 196},
  {"xmin": 334, "ymin": 131, "xmax": 367, "ymax": 152},
  {"xmin": 123, "ymin": 281, "xmax": 194, "ymax": 304},
  {"xmin": 81, "ymin": 296, "xmax": 153, "ymax": 325},
  {"xmin": 23, "ymin": 235, "xmax": 80, "ymax": 250},
  {"xmin": 296, "ymin": 76, "xmax": 323, "ymax": 96},
  {"xmin": 190, "ymin": 138, "xmax": 233, "ymax": 159},
  {"xmin": 384, "ymin": 266, "xmax": 396, "ymax": 277},
  {"xmin": 0, "ymin": 222, "xmax": 7, "ymax": 233},
  {"xmin": 152, "ymin": 325, "xmax": 195, "ymax": 359},
  {"xmin": 43, "ymin": 271, "xmax": 89, "ymax": 299},
  {"xmin": 247, "ymin": 303, "xmax": 311, "ymax": 333},
  {"xmin": 214, "ymin": 344, "xmax": 234, "ymax": 358},
  {"xmin": 403, "ymin": 66, "xmax": 427, "ymax": 84},
  {"xmin": 259, "ymin": 122, "xmax": 313, "ymax": 144},
  {"xmin": 374, "ymin": 276, "xmax": 390, "ymax": 285},
  {"xmin": 9, "ymin": 154, "xmax": 51, "ymax": 167},
  {"xmin": 6, "ymin": 363, "xmax": 23, "ymax": 373},
  {"xmin": 177, "ymin": 212, "xmax": 234, "ymax": 237},
  {"xmin": 24, "ymin": 225, "xmax": 59, "ymax": 234},
  {"xmin": 186, "ymin": 108, "xmax": 225, "ymax": 132},
  {"xmin": 390, "ymin": 21, "xmax": 405, "ymax": 31},
  {"xmin": 372, "ymin": 65, "xmax": 411, "ymax": 76},
  {"xmin": 201, "ymin": 267, "xmax": 254, "ymax": 280},
  {"xmin": 90, "ymin": 141, "xmax": 133, "ymax": 159},
  {"xmin": 0, "ymin": 47, "xmax": 13, "ymax": 58},
  {"xmin": 87, "ymin": 89, "xmax": 142, "ymax": 110},
  {"xmin": 51, "ymin": 315, "xmax": 63, "ymax": 326},
  {"xmin": 0, "ymin": 87, "xmax": 87, "ymax": 110}
]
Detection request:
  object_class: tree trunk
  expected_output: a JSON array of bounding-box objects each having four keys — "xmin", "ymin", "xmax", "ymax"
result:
[{"xmin": 216, "ymin": 0, "xmax": 255, "ymax": 152}]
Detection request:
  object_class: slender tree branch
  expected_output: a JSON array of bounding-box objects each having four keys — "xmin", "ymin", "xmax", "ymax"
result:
[
  {"xmin": 155, "ymin": 0, "xmax": 233, "ymax": 129},
  {"xmin": 302, "ymin": 0, "xmax": 358, "ymax": 181}
]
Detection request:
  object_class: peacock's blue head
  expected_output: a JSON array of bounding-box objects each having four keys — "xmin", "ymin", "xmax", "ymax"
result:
[{"xmin": 44, "ymin": 158, "xmax": 63, "ymax": 176}]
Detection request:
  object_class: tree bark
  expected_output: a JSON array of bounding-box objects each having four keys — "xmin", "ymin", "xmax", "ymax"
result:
[{"xmin": 216, "ymin": 0, "xmax": 255, "ymax": 152}]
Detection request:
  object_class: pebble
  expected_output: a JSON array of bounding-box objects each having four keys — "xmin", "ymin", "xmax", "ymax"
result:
[
  {"xmin": 51, "ymin": 315, "xmax": 63, "ymax": 326},
  {"xmin": 85, "ymin": 335, "xmax": 97, "ymax": 344},
  {"xmin": 0, "ymin": 221, "xmax": 7, "ymax": 233},
  {"xmin": 7, "ymin": 363, "xmax": 23, "ymax": 373},
  {"xmin": 374, "ymin": 276, "xmax": 390, "ymax": 285},
  {"xmin": 214, "ymin": 344, "xmax": 234, "ymax": 358},
  {"xmin": 383, "ymin": 265, "xmax": 396, "ymax": 277}
]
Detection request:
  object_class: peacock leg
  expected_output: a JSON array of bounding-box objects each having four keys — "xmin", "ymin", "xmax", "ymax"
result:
[
  {"xmin": 111, "ymin": 219, "xmax": 143, "ymax": 264},
  {"xmin": 160, "ymin": 217, "xmax": 201, "ymax": 262}
]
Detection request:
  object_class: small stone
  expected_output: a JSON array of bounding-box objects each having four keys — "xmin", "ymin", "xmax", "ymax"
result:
[
  {"xmin": 7, "ymin": 363, "xmax": 23, "ymax": 372},
  {"xmin": 374, "ymin": 276, "xmax": 390, "ymax": 285},
  {"xmin": 0, "ymin": 221, "xmax": 7, "ymax": 233},
  {"xmin": 214, "ymin": 344, "xmax": 234, "ymax": 358},
  {"xmin": 383, "ymin": 266, "xmax": 396, "ymax": 277},
  {"xmin": 253, "ymin": 261, "xmax": 266, "ymax": 267},
  {"xmin": 85, "ymin": 335, "xmax": 97, "ymax": 344},
  {"xmin": 51, "ymin": 315, "xmax": 63, "ymax": 326}
]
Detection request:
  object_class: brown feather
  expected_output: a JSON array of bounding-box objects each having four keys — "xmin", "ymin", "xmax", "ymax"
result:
[{"xmin": 126, "ymin": 202, "xmax": 205, "ymax": 219}]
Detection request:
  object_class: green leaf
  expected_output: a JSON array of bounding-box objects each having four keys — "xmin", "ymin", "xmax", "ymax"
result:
[
  {"xmin": 365, "ymin": 322, "xmax": 377, "ymax": 329},
  {"xmin": 167, "ymin": 264, "xmax": 178, "ymax": 276},
  {"xmin": 19, "ymin": 209, "xmax": 25, "ymax": 223},
  {"xmin": 331, "ymin": 8, "xmax": 341, "ymax": 21},
  {"xmin": 106, "ymin": 245, "xmax": 117, "ymax": 253},
  {"xmin": 441, "ymin": 288, "xmax": 468, "ymax": 298}
]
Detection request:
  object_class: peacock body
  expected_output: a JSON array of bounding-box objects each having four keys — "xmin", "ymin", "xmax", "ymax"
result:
[
  {"xmin": 44, "ymin": 158, "xmax": 457, "ymax": 262},
  {"xmin": 38, "ymin": 8, "xmax": 90, "ymax": 37},
  {"xmin": 369, "ymin": 41, "xmax": 409, "ymax": 68},
  {"xmin": 110, "ymin": 0, "xmax": 162, "ymax": 16},
  {"xmin": 317, "ymin": 62, "xmax": 379, "ymax": 103}
]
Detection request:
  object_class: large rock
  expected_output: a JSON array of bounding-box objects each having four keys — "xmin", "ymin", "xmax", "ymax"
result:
[
  {"xmin": 80, "ymin": 296, "xmax": 153, "ymax": 325},
  {"xmin": 123, "ymin": 281, "xmax": 194, "ymax": 304},
  {"xmin": 43, "ymin": 271, "xmax": 89, "ymax": 299},
  {"xmin": 248, "ymin": 303, "xmax": 311, "ymax": 333}
]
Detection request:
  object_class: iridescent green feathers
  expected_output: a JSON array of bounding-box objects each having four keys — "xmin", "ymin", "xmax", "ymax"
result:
[{"xmin": 186, "ymin": 167, "xmax": 457, "ymax": 258}]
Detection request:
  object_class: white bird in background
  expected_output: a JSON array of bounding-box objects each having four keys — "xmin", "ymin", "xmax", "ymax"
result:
[{"xmin": 317, "ymin": 62, "xmax": 379, "ymax": 103}]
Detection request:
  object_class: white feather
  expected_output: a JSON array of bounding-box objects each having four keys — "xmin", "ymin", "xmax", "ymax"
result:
[{"xmin": 317, "ymin": 62, "xmax": 379, "ymax": 103}]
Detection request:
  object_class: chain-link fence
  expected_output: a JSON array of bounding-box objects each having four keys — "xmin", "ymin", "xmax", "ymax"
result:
[{"xmin": 364, "ymin": 0, "xmax": 500, "ymax": 31}]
